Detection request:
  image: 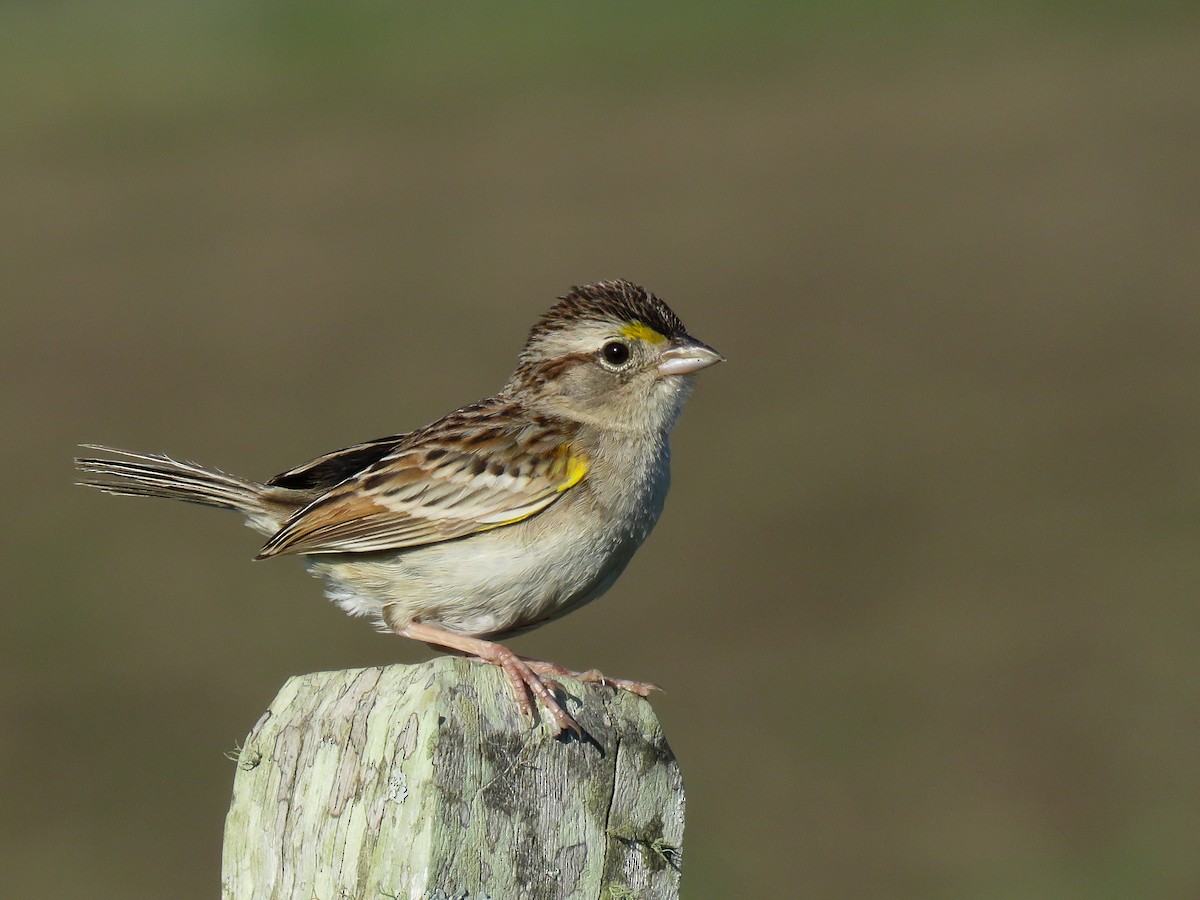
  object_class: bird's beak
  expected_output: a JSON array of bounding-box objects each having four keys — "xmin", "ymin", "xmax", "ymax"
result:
[{"xmin": 656, "ymin": 337, "xmax": 725, "ymax": 376}]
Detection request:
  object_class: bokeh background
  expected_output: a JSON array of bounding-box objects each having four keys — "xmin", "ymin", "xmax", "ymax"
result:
[{"xmin": 5, "ymin": 2, "xmax": 1199, "ymax": 897}]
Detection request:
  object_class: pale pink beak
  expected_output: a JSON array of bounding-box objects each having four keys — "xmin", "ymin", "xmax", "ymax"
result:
[{"xmin": 657, "ymin": 337, "xmax": 724, "ymax": 376}]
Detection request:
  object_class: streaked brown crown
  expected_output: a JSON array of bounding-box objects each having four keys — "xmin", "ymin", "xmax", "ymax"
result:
[{"xmin": 525, "ymin": 280, "xmax": 687, "ymax": 347}]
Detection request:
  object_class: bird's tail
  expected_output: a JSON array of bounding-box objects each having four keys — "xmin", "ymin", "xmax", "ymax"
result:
[{"xmin": 75, "ymin": 444, "xmax": 288, "ymax": 535}]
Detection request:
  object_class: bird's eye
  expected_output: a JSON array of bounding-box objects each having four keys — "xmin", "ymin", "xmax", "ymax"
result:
[{"xmin": 601, "ymin": 340, "xmax": 631, "ymax": 367}]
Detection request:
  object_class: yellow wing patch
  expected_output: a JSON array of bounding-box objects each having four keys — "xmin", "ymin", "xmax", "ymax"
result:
[
  {"xmin": 475, "ymin": 447, "xmax": 588, "ymax": 531},
  {"xmin": 619, "ymin": 322, "xmax": 668, "ymax": 344},
  {"xmin": 553, "ymin": 446, "xmax": 589, "ymax": 491}
]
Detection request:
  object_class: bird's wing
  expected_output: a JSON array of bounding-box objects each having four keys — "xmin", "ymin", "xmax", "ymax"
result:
[
  {"xmin": 254, "ymin": 437, "xmax": 588, "ymax": 558},
  {"xmin": 265, "ymin": 434, "xmax": 408, "ymax": 491}
]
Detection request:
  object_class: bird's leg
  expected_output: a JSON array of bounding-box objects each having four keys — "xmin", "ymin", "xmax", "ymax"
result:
[
  {"xmin": 395, "ymin": 620, "xmax": 584, "ymax": 737},
  {"xmin": 519, "ymin": 658, "xmax": 661, "ymax": 698}
]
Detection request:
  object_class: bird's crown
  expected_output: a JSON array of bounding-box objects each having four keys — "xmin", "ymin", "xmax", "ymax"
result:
[{"xmin": 525, "ymin": 280, "xmax": 687, "ymax": 351}]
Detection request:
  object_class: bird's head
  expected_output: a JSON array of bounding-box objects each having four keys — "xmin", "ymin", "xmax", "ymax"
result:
[{"xmin": 509, "ymin": 280, "xmax": 723, "ymax": 435}]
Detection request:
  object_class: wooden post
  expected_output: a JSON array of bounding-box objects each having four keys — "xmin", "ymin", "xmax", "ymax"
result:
[{"xmin": 221, "ymin": 657, "xmax": 684, "ymax": 899}]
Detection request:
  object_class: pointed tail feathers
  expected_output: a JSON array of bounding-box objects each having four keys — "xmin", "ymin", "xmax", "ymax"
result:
[{"xmin": 75, "ymin": 445, "xmax": 288, "ymax": 535}]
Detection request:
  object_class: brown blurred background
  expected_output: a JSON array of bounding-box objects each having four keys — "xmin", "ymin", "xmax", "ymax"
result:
[{"xmin": 5, "ymin": 2, "xmax": 1200, "ymax": 897}]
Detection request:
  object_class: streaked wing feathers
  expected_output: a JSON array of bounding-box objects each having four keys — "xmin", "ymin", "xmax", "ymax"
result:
[
  {"xmin": 265, "ymin": 434, "xmax": 407, "ymax": 491},
  {"xmin": 255, "ymin": 439, "xmax": 587, "ymax": 558}
]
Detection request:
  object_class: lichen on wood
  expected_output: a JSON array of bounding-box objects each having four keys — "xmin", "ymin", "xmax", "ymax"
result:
[{"xmin": 221, "ymin": 657, "xmax": 684, "ymax": 899}]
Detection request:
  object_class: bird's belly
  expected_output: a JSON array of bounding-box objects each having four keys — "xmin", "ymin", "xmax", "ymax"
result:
[
  {"xmin": 307, "ymin": 446, "xmax": 670, "ymax": 639},
  {"xmin": 306, "ymin": 508, "xmax": 646, "ymax": 639}
]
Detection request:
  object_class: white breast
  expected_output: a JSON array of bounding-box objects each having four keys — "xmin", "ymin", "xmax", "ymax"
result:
[{"xmin": 309, "ymin": 434, "xmax": 672, "ymax": 639}]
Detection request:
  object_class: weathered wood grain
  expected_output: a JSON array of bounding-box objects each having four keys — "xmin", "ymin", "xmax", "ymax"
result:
[{"xmin": 222, "ymin": 657, "xmax": 684, "ymax": 899}]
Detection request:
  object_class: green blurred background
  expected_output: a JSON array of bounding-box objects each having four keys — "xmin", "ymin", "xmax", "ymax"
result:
[{"xmin": 5, "ymin": 2, "xmax": 1199, "ymax": 896}]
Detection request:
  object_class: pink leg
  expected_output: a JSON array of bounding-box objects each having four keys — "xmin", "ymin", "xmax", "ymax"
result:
[{"xmin": 395, "ymin": 621, "xmax": 584, "ymax": 737}]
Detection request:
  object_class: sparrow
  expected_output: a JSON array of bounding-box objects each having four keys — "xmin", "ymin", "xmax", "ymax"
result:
[{"xmin": 77, "ymin": 279, "xmax": 722, "ymax": 736}]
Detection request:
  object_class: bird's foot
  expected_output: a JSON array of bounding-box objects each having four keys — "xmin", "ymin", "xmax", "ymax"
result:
[
  {"xmin": 395, "ymin": 621, "xmax": 585, "ymax": 738},
  {"xmin": 521, "ymin": 657, "xmax": 661, "ymax": 697}
]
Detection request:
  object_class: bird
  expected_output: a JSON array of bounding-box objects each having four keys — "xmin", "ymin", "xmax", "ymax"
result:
[{"xmin": 76, "ymin": 279, "xmax": 722, "ymax": 736}]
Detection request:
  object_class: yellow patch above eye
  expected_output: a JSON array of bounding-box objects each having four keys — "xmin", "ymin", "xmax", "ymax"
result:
[{"xmin": 619, "ymin": 322, "xmax": 668, "ymax": 344}]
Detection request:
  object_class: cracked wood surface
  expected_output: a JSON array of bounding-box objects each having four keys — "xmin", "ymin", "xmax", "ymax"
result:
[{"xmin": 221, "ymin": 657, "xmax": 684, "ymax": 899}]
